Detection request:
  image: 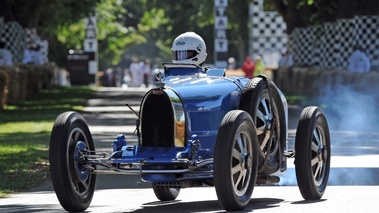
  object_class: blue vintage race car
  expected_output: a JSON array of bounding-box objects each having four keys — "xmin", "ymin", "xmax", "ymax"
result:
[{"xmin": 49, "ymin": 63, "xmax": 331, "ymax": 212}]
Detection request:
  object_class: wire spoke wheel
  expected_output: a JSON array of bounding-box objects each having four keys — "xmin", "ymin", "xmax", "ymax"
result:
[
  {"xmin": 214, "ymin": 110, "xmax": 259, "ymax": 211},
  {"xmin": 295, "ymin": 106, "xmax": 331, "ymax": 200},
  {"xmin": 240, "ymin": 77, "xmax": 286, "ymax": 174}
]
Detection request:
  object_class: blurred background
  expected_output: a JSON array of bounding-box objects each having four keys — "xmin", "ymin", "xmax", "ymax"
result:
[
  {"xmin": 1, "ymin": 0, "xmax": 379, "ymax": 101},
  {"xmin": 1, "ymin": 0, "xmax": 378, "ymax": 82}
]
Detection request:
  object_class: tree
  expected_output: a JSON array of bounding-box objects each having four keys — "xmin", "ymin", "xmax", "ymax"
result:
[
  {"xmin": 141, "ymin": 0, "xmax": 214, "ymax": 65},
  {"xmin": 227, "ymin": 0, "xmax": 252, "ymax": 64},
  {"xmin": 266, "ymin": 0, "xmax": 334, "ymax": 33},
  {"xmin": 140, "ymin": 0, "xmax": 253, "ymax": 66},
  {"xmin": 5, "ymin": 0, "xmax": 102, "ymax": 66},
  {"xmin": 3, "ymin": 0, "xmax": 268, "ymax": 69},
  {"xmin": 266, "ymin": 0, "xmax": 379, "ymax": 34},
  {"xmin": 10, "ymin": 0, "xmax": 101, "ymax": 37}
]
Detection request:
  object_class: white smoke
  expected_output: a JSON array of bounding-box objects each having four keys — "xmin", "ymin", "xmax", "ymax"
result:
[
  {"xmin": 319, "ymin": 84, "xmax": 379, "ymax": 132},
  {"xmin": 277, "ymin": 82, "xmax": 379, "ymax": 186}
]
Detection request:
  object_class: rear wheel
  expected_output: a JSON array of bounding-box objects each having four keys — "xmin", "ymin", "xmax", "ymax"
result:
[
  {"xmin": 214, "ymin": 110, "xmax": 259, "ymax": 211},
  {"xmin": 152, "ymin": 183, "xmax": 181, "ymax": 201},
  {"xmin": 49, "ymin": 111, "xmax": 96, "ymax": 212},
  {"xmin": 295, "ymin": 106, "xmax": 330, "ymax": 200},
  {"xmin": 240, "ymin": 77, "xmax": 286, "ymax": 174}
]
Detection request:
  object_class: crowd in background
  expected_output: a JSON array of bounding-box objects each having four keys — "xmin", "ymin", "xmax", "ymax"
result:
[
  {"xmin": 239, "ymin": 54, "xmax": 272, "ymax": 79},
  {"xmin": 100, "ymin": 57, "xmax": 155, "ymax": 88},
  {"xmin": 0, "ymin": 39, "xmax": 45, "ymax": 67},
  {"xmin": 3, "ymin": 38, "xmax": 370, "ymax": 89},
  {"xmin": 229, "ymin": 44, "xmax": 371, "ymax": 80}
]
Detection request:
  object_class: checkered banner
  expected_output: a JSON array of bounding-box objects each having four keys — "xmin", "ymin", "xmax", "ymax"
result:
[
  {"xmin": 249, "ymin": 0, "xmax": 379, "ymax": 70},
  {"xmin": 249, "ymin": 0, "xmax": 288, "ymax": 67},
  {"xmin": 0, "ymin": 17, "xmax": 48, "ymax": 64},
  {"xmin": 291, "ymin": 16, "xmax": 379, "ymax": 70}
]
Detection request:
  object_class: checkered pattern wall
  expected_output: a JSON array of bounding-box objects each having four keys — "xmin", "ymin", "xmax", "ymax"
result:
[
  {"xmin": 249, "ymin": 0, "xmax": 288, "ymax": 66},
  {"xmin": 0, "ymin": 17, "xmax": 49, "ymax": 64},
  {"xmin": 24, "ymin": 28, "xmax": 49, "ymax": 63},
  {"xmin": 290, "ymin": 16, "xmax": 379, "ymax": 70},
  {"xmin": 0, "ymin": 17, "xmax": 26, "ymax": 63},
  {"xmin": 249, "ymin": 0, "xmax": 379, "ymax": 70}
]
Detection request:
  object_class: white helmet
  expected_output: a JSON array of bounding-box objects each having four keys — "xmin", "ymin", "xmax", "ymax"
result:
[{"xmin": 171, "ymin": 32, "xmax": 207, "ymax": 66}]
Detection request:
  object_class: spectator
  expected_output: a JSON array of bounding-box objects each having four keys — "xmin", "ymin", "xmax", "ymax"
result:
[
  {"xmin": 23, "ymin": 45, "xmax": 44, "ymax": 65},
  {"xmin": 254, "ymin": 55, "xmax": 265, "ymax": 77},
  {"xmin": 114, "ymin": 66, "xmax": 123, "ymax": 87},
  {"xmin": 105, "ymin": 68, "xmax": 115, "ymax": 87},
  {"xmin": 22, "ymin": 47, "xmax": 33, "ymax": 64},
  {"xmin": 278, "ymin": 50, "xmax": 293, "ymax": 68},
  {"xmin": 141, "ymin": 59, "xmax": 151, "ymax": 88},
  {"xmin": 122, "ymin": 69, "xmax": 131, "ymax": 88},
  {"xmin": 129, "ymin": 57, "xmax": 143, "ymax": 87},
  {"xmin": 57, "ymin": 68, "xmax": 71, "ymax": 87},
  {"xmin": 227, "ymin": 57, "xmax": 236, "ymax": 70},
  {"xmin": 242, "ymin": 56, "xmax": 255, "ymax": 78},
  {"xmin": 0, "ymin": 40, "xmax": 13, "ymax": 66},
  {"xmin": 348, "ymin": 45, "xmax": 371, "ymax": 73},
  {"xmin": 33, "ymin": 45, "xmax": 44, "ymax": 64}
]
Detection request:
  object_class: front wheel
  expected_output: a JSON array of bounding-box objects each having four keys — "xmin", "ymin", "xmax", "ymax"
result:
[
  {"xmin": 49, "ymin": 111, "xmax": 96, "ymax": 212},
  {"xmin": 214, "ymin": 110, "xmax": 259, "ymax": 211},
  {"xmin": 295, "ymin": 106, "xmax": 331, "ymax": 200}
]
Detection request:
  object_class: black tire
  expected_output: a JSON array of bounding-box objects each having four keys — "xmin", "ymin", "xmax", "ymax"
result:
[
  {"xmin": 49, "ymin": 111, "xmax": 96, "ymax": 212},
  {"xmin": 152, "ymin": 183, "xmax": 181, "ymax": 201},
  {"xmin": 240, "ymin": 77, "xmax": 286, "ymax": 175},
  {"xmin": 295, "ymin": 106, "xmax": 331, "ymax": 200},
  {"xmin": 214, "ymin": 110, "xmax": 259, "ymax": 211}
]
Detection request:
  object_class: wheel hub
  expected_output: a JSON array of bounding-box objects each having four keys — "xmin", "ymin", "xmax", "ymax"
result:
[
  {"xmin": 318, "ymin": 145, "xmax": 327, "ymax": 161},
  {"xmin": 241, "ymin": 153, "xmax": 251, "ymax": 170},
  {"xmin": 74, "ymin": 141, "xmax": 90, "ymax": 182},
  {"xmin": 266, "ymin": 118, "xmax": 272, "ymax": 130}
]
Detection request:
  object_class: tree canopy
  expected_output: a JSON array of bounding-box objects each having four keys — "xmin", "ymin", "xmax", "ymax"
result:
[
  {"xmin": 268, "ymin": 0, "xmax": 379, "ymax": 33},
  {"xmin": 3, "ymin": 0, "xmax": 379, "ymax": 69}
]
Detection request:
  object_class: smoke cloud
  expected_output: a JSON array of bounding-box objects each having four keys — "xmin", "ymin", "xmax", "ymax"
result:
[
  {"xmin": 319, "ymin": 84, "xmax": 379, "ymax": 132},
  {"xmin": 277, "ymin": 79, "xmax": 379, "ymax": 186}
]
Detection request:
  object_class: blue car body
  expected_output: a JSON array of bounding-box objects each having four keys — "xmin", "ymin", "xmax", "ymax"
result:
[
  {"xmin": 50, "ymin": 62, "xmax": 331, "ymax": 213},
  {"xmin": 106, "ymin": 63, "xmax": 286, "ymax": 183}
]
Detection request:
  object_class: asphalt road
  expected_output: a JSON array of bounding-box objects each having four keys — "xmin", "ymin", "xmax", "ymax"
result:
[{"xmin": 1, "ymin": 87, "xmax": 379, "ymax": 213}]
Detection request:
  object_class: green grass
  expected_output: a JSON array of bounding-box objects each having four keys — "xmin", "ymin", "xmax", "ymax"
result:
[{"xmin": 0, "ymin": 86, "xmax": 96, "ymax": 197}]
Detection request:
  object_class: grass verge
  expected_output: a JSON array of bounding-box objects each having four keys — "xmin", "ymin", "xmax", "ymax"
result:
[{"xmin": 0, "ymin": 86, "xmax": 96, "ymax": 198}]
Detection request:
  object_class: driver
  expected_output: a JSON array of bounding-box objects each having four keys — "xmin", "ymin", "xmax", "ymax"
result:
[{"xmin": 171, "ymin": 32, "xmax": 207, "ymax": 66}]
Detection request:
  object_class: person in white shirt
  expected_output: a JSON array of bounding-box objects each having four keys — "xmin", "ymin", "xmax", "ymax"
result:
[
  {"xmin": 129, "ymin": 57, "xmax": 143, "ymax": 87},
  {"xmin": 0, "ymin": 41, "xmax": 13, "ymax": 66},
  {"xmin": 348, "ymin": 45, "xmax": 371, "ymax": 73},
  {"xmin": 23, "ymin": 45, "xmax": 44, "ymax": 65},
  {"xmin": 32, "ymin": 45, "xmax": 44, "ymax": 65},
  {"xmin": 278, "ymin": 50, "xmax": 293, "ymax": 68},
  {"xmin": 22, "ymin": 47, "xmax": 33, "ymax": 64}
]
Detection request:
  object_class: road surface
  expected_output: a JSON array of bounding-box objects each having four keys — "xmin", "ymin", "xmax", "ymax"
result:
[{"xmin": 1, "ymin": 87, "xmax": 378, "ymax": 213}]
